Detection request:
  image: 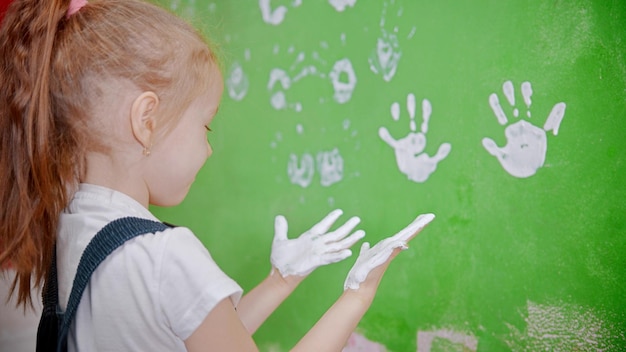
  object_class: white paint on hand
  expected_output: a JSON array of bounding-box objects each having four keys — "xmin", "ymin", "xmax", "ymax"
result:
[
  {"xmin": 317, "ymin": 148, "xmax": 344, "ymax": 187},
  {"xmin": 483, "ymin": 80, "xmax": 566, "ymax": 178},
  {"xmin": 287, "ymin": 153, "xmax": 314, "ymax": 187},
  {"xmin": 271, "ymin": 209, "xmax": 365, "ymax": 277},
  {"xmin": 417, "ymin": 329, "xmax": 478, "ymax": 352},
  {"xmin": 344, "ymin": 214, "xmax": 435, "ymax": 290},
  {"xmin": 329, "ymin": 0, "xmax": 356, "ymax": 12},
  {"xmin": 379, "ymin": 97, "xmax": 451, "ymax": 183},
  {"xmin": 506, "ymin": 301, "xmax": 624, "ymax": 351}
]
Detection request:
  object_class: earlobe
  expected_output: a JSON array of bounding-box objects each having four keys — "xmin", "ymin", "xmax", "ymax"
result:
[{"xmin": 130, "ymin": 91, "xmax": 160, "ymax": 153}]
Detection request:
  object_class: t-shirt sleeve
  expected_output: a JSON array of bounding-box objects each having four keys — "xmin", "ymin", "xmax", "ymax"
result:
[{"xmin": 158, "ymin": 227, "xmax": 243, "ymax": 340}]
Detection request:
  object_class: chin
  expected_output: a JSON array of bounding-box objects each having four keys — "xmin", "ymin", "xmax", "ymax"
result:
[{"xmin": 150, "ymin": 190, "xmax": 190, "ymax": 207}]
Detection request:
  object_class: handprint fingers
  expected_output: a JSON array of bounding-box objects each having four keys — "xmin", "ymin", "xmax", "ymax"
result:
[
  {"xmin": 325, "ymin": 229, "xmax": 365, "ymax": 252},
  {"xmin": 322, "ymin": 216, "xmax": 361, "ymax": 242},
  {"xmin": 308, "ymin": 209, "xmax": 344, "ymax": 235},
  {"xmin": 378, "ymin": 127, "xmax": 398, "ymax": 148}
]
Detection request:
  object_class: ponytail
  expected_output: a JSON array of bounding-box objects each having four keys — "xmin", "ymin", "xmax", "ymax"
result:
[{"xmin": 0, "ymin": 0, "xmax": 80, "ymax": 307}]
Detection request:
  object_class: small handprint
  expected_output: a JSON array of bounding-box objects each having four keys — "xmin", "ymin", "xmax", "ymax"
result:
[
  {"xmin": 379, "ymin": 93, "xmax": 451, "ymax": 183},
  {"xmin": 483, "ymin": 80, "xmax": 566, "ymax": 178},
  {"xmin": 271, "ymin": 209, "xmax": 365, "ymax": 277},
  {"xmin": 344, "ymin": 213, "xmax": 434, "ymax": 290}
]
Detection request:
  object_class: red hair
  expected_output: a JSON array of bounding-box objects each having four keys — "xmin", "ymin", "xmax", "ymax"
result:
[{"xmin": 0, "ymin": 0, "xmax": 218, "ymax": 307}]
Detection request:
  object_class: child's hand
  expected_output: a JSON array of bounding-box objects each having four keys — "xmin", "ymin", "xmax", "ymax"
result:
[
  {"xmin": 271, "ymin": 209, "xmax": 365, "ymax": 278},
  {"xmin": 343, "ymin": 213, "xmax": 435, "ymax": 291}
]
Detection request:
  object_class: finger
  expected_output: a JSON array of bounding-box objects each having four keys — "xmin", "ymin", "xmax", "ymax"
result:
[
  {"xmin": 309, "ymin": 209, "xmax": 343, "ymax": 234},
  {"xmin": 392, "ymin": 213, "xmax": 435, "ymax": 243},
  {"xmin": 321, "ymin": 249, "xmax": 352, "ymax": 264},
  {"xmin": 358, "ymin": 242, "xmax": 370, "ymax": 256},
  {"xmin": 326, "ymin": 229, "xmax": 365, "ymax": 252},
  {"xmin": 273, "ymin": 215, "xmax": 288, "ymax": 243},
  {"xmin": 323, "ymin": 216, "xmax": 361, "ymax": 243}
]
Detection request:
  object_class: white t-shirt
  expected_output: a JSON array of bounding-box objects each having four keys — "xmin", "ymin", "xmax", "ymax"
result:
[{"xmin": 56, "ymin": 184, "xmax": 243, "ymax": 351}]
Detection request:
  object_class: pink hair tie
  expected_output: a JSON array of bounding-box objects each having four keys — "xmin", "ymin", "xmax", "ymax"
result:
[{"xmin": 66, "ymin": 0, "xmax": 88, "ymax": 18}]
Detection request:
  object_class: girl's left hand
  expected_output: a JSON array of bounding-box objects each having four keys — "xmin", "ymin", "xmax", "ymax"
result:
[{"xmin": 270, "ymin": 209, "xmax": 365, "ymax": 278}]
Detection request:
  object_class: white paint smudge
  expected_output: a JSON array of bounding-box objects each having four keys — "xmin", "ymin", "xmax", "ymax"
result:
[
  {"xmin": 391, "ymin": 102, "xmax": 400, "ymax": 121},
  {"xmin": 483, "ymin": 80, "xmax": 566, "ymax": 178},
  {"xmin": 268, "ymin": 41, "xmax": 357, "ymax": 111},
  {"xmin": 330, "ymin": 58, "xmax": 357, "ymax": 104},
  {"xmin": 506, "ymin": 301, "xmax": 625, "ymax": 351},
  {"xmin": 226, "ymin": 61, "xmax": 249, "ymax": 101},
  {"xmin": 342, "ymin": 119, "xmax": 351, "ymax": 130},
  {"xmin": 317, "ymin": 148, "xmax": 344, "ymax": 187},
  {"xmin": 417, "ymin": 329, "xmax": 478, "ymax": 352},
  {"xmin": 296, "ymin": 124, "xmax": 304, "ymax": 134},
  {"xmin": 342, "ymin": 332, "xmax": 387, "ymax": 352},
  {"xmin": 287, "ymin": 153, "xmax": 314, "ymax": 187},
  {"xmin": 369, "ymin": 0, "xmax": 405, "ymax": 82},
  {"xmin": 379, "ymin": 96, "xmax": 451, "ymax": 183},
  {"xmin": 329, "ymin": 0, "xmax": 357, "ymax": 12},
  {"xmin": 259, "ymin": 0, "xmax": 302, "ymax": 25}
]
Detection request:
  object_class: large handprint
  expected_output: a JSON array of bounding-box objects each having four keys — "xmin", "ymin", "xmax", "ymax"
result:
[
  {"xmin": 271, "ymin": 209, "xmax": 366, "ymax": 277},
  {"xmin": 344, "ymin": 213, "xmax": 435, "ymax": 290},
  {"xmin": 482, "ymin": 80, "xmax": 566, "ymax": 178}
]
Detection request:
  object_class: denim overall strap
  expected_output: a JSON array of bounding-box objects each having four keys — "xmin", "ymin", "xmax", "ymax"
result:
[{"xmin": 56, "ymin": 217, "xmax": 169, "ymax": 352}]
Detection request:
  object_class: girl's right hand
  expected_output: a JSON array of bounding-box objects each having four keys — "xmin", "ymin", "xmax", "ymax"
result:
[{"xmin": 343, "ymin": 213, "xmax": 435, "ymax": 295}]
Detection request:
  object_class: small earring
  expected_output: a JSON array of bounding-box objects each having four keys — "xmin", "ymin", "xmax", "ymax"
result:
[{"xmin": 143, "ymin": 146, "xmax": 151, "ymax": 156}]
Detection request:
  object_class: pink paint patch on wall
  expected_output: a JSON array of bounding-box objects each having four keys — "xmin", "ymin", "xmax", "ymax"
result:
[{"xmin": 343, "ymin": 332, "xmax": 387, "ymax": 352}]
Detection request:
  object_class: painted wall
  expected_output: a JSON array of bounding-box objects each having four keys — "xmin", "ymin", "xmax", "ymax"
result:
[{"xmin": 151, "ymin": 0, "xmax": 626, "ymax": 351}]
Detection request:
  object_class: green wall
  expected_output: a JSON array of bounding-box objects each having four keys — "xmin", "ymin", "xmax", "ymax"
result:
[{"xmin": 152, "ymin": 0, "xmax": 626, "ymax": 350}]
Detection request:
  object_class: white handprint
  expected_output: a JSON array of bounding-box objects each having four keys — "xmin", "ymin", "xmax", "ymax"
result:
[
  {"xmin": 344, "ymin": 213, "xmax": 435, "ymax": 290},
  {"xmin": 271, "ymin": 209, "xmax": 365, "ymax": 277},
  {"xmin": 259, "ymin": 0, "xmax": 303, "ymax": 26},
  {"xmin": 483, "ymin": 80, "xmax": 566, "ymax": 178},
  {"xmin": 379, "ymin": 94, "xmax": 451, "ymax": 183},
  {"xmin": 368, "ymin": 0, "xmax": 415, "ymax": 82},
  {"xmin": 225, "ymin": 49, "xmax": 250, "ymax": 101}
]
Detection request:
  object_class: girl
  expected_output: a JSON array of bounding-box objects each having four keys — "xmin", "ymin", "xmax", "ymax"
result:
[{"xmin": 0, "ymin": 0, "xmax": 434, "ymax": 350}]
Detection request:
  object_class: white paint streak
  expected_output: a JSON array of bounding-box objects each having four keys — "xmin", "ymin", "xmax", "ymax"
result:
[
  {"xmin": 417, "ymin": 329, "xmax": 478, "ymax": 352},
  {"xmin": 506, "ymin": 301, "xmax": 624, "ymax": 351},
  {"xmin": 544, "ymin": 102, "xmax": 566, "ymax": 135},
  {"xmin": 317, "ymin": 148, "xmax": 344, "ymax": 187},
  {"xmin": 407, "ymin": 93, "xmax": 416, "ymax": 131},
  {"xmin": 489, "ymin": 93, "xmax": 508, "ymax": 125},
  {"xmin": 391, "ymin": 102, "xmax": 400, "ymax": 121},
  {"xmin": 296, "ymin": 124, "xmax": 304, "ymax": 134},
  {"xmin": 380, "ymin": 97, "xmax": 451, "ymax": 183},
  {"xmin": 521, "ymin": 81, "xmax": 533, "ymax": 110},
  {"xmin": 421, "ymin": 99, "xmax": 431, "ymax": 134},
  {"xmin": 287, "ymin": 153, "xmax": 314, "ymax": 187},
  {"xmin": 503, "ymin": 80, "xmax": 516, "ymax": 106}
]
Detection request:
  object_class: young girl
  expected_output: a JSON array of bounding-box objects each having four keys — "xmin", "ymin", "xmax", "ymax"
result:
[{"xmin": 0, "ymin": 0, "xmax": 434, "ymax": 350}]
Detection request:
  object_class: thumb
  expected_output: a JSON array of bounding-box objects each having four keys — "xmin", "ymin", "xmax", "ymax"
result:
[
  {"xmin": 358, "ymin": 242, "xmax": 370, "ymax": 256},
  {"xmin": 273, "ymin": 215, "xmax": 288, "ymax": 242}
]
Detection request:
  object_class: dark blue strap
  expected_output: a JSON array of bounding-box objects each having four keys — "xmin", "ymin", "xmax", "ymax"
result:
[{"xmin": 57, "ymin": 217, "xmax": 169, "ymax": 351}]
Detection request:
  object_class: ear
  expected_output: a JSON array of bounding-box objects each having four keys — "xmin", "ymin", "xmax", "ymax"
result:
[{"xmin": 130, "ymin": 91, "xmax": 160, "ymax": 150}]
